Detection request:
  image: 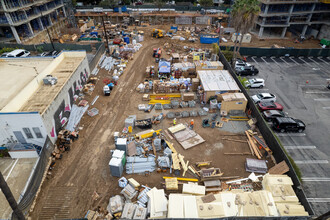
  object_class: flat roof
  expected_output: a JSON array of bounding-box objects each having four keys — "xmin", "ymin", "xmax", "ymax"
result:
[
  {"xmin": 198, "ymin": 70, "xmax": 240, "ymax": 92},
  {"xmin": 0, "ymin": 58, "xmax": 53, "ymax": 110},
  {"xmin": 0, "ymin": 52, "xmax": 86, "ymax": 114}
]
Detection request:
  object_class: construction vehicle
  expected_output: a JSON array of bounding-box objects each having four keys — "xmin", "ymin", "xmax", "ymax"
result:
[
  {"xmin": 151, "ymin": 29, "xmax": 164, "ymax": 38},
  {"xmin": 153, "ymin": 48, "xmax": 162, "ymax": 58},
  {"xmin": 103, "ymin": 85, "xmax": 110, "ymax": 96}
]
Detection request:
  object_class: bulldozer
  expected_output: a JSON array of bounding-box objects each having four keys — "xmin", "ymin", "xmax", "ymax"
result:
[{"xmin": 151, "ymin": 29, "xmax": 164, "ymax": 38}]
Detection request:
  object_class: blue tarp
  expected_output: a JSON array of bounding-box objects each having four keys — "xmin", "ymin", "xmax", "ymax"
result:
[
  {"xmin": 200, "ymin": 34, "xmax": 219, "ymax": 44},
  {"xmin": 158, "ymin": 61, "xmax": 171, "ymax": 73},
  {"xmin": 114, "ymin": 6, "xmax": 127, "ymax": 12}
]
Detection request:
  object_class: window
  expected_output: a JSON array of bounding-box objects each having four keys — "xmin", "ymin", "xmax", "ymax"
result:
[
  {"xmin": 32, "ymin": 127, "xmax": 43, "ymax": 138},
  {"xmin": 17, "ymin": 52, "xmax": 25, "ymax": 57},
  {"xmin": 22, "ymin": 128, "xmax": 33, "ymax": 139}
]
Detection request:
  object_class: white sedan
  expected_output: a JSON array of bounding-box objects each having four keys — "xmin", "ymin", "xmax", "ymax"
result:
[
  {"xmin": 245, "ymin": 78, "xmax": 265, "ymax": 88},
  {"xmin": 251, "ymin": 93, "xmax": 276, "ymax": 103}
]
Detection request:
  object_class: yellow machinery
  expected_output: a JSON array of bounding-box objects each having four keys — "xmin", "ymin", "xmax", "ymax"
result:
[{"xmin": 151, "ymin": 29, "xmax": 164, "ymax": 38}]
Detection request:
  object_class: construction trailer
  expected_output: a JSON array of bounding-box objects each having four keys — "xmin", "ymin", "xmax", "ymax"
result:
[
  {"xmin": 220, "ymin": 93, "xmax": 248, "ymax": 113},
  {"xmin": 197, "ymin": 70, "xmax": 240, "ymax": 102}
]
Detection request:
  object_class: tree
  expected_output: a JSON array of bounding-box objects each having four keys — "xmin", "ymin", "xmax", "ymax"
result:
[
  {"xmin": 154, "ymin": 0, "xmax": 165, "ymax": 11},
  {"xmin": 98, "ymin": 0, "xmax": 119, "ymax": 7},
  {"xmin": 199, "ymin": 0, "xmax": 213, "ymax": 7},
  {"xmin": 0, "ymin": 172, "xmax": 25, "ymax": 219},
  {"xmin": 231, "ymin": 0, "xmax": 260, "ymax": 65}
]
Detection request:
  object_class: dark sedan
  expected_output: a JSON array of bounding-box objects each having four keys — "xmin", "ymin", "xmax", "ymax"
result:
[
  {"xmin": 236, "ymin": 66, "xmax": 259, "ymax": 76},
  {"xmin": 262, "ymin": 110, "xmax": 285, "ymax": 121}
]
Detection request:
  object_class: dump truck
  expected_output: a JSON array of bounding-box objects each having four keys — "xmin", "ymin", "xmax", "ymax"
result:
[{"xmin": 151, "ymin": 29, "xmax": 164, "ymax": 38}]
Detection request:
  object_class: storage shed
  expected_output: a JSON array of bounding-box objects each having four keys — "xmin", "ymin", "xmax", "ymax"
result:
[
  {"xmin": 198, "ymin": 70, "xmax": 240, "ymax": 102},
  {"xmin": 171, "ymin": 53, "xmax": 180, "ymax": 63},
  {"xmin": 220, "ymin": 92, "xmax": 247, "ymax": 113}
]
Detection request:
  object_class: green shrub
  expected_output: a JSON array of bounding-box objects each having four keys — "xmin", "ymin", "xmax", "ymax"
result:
[
  {"xmin": 0, "ymin": 47, "xmax": 15, "ymax": 54},
  {"xmin": 36, "ymin": 46, "xmax": 44, "ymax": 53},
  {"xmin": 222, "ymin": 46, "xmax": 233, "ymax": 62}
]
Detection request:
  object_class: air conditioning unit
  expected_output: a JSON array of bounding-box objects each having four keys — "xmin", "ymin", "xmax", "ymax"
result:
[{"xmin": 43, "ymin": 75, "xmax": 58, "ymax": 85}]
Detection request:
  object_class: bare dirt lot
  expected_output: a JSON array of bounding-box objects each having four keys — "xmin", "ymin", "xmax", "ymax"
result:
[{"xmin": 30, "ymin": 29, "xmax": 273, "ymax": 219}]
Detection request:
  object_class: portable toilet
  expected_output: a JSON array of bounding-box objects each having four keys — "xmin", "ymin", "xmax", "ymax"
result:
[
  {"xmin": 112, "ymin": 149, "xmax": 126, "ymax": 166},
  {"xmin": 124, "ymin": 36, "xmax": 130, "ymax": 44},
  {"xmin": 109, "ymin": 157, "xmax": 123, "ymax": 177},
  {"xmin": 116, "ymin": 138, "xmax": 127, "ymax": 153}
]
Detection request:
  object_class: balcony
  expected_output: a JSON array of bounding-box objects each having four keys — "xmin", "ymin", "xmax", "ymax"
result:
[
  {"xmin": 259, "ymin": 0, "xmax": 319, "ymax": 4},
  {"xmin": 0, "ymin": 0, "xmax": 60, "ymax": 12}
]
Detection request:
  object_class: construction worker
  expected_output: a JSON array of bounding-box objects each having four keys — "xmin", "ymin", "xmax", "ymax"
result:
[
  {"xmin": 173, "ymin": 118, "xmax": 176, "ymax": 126},
  {"xmin": 190, "ymin": 119, "xmax": 194, "ymax": 129}
]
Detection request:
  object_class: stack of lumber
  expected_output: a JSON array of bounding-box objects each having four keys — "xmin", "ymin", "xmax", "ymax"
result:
[
  {"xmin": 262, "ymin": 174, "xmax": 308, "ymax": 216},
  {"xmin": 245, "ymin": 130, "xmax": 262, "ymax": 159},
  {"xmin": 165, "ymin": 178, "xmax": 178, "ymax": 190}
]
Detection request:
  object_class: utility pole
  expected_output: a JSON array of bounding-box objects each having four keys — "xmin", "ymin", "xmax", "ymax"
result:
[
  {"xmin": 101, "ymin": 13, "xmax": 110, "ymax": 55},
  {"xmin": 218, "ymin": 17, "xmax": 223, "ymax": 51},
  {"xmin": 40, "ymin": 10, "xmax": 55, "ymax": 51},
  {"xmin": 0, "ymin": 172, "xmax": 25, "ymax": 220}
]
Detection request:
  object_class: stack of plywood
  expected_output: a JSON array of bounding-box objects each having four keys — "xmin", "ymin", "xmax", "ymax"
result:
[
  {"xmin": 262, "ymin": 174, "xmax": 309, "ymax": 216},
  {"xmin": 147, "ymin": 188, "xmax": 168, "ymax": 218}
]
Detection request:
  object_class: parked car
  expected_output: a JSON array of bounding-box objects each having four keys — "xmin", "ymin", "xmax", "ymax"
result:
[
  {"xmin": 251, "ymin": 93, "xmax": 276, "ymax": 103},
  {"xmin": 236, "ymin": 66, "xmax": 259, "ymax": 76},
  {"xmin": 244, "ymin": 78, "xmax": 265, "ymax": 88},
  {"xmin": 1, "ymin": 52, "xmax": 9, "ymax": 57},
  {"xmin": 258, "ymin": 102, "xmax": 283, "ymax": 111},
  {"xmin": 38, "ymin": 50, "xmax": 59, "ymax": 57},
  {"xmin": 272, "ymin": 117, "xmax": 305, "ymax": 133},
  {"xmin": 235, "ymin": 58, "xmax": 252, "ymax": 69},
  {"xmin": 5, "ymin": 49, "xmax": 30, "ymax": 57},
  {"xmin": 262, "ymin": 110, "xmax": 285, "ymax": 121}
]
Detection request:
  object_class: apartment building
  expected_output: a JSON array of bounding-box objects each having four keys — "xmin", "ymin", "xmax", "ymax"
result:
[
  {"xmin": 255, "ymin": 0, "xmax": 330, "ymax": 38},
  {"xmin": 0, "ymin": 0, "xmax": 66, "ymax": 43}
]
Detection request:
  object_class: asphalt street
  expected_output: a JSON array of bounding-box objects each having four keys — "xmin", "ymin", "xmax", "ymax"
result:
[{"xmin": 244, "ymin": 56, "xmax": 330, "ymax": 216}]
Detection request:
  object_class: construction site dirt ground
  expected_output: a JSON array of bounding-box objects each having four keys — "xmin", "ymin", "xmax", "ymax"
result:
[{"xmin": 30, "ymin": 34, "xmax": 273, "ymax": 219}]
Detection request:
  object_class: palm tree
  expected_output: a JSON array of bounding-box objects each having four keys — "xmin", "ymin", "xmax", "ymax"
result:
[{"xmin": 231, "ymin": 0, "xmax": 260, "ymax": 65}]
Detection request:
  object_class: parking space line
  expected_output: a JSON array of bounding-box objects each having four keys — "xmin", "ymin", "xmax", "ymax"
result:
[
  {"xmin": 319, "ymin": 58, "xmax": 330, "ymax": 64},
  {"xmin": 308, "ymin": 57, "xmax": 321, "ymax": 65},
  {"xmin": 284, "ymin": 145, "xmax": 316, "ymax": 150},
  {"xmin": 299, "ymin": 57, "xmax": 312, "ymax": 66},
  {"xmin": 5, "ymin": 159, "xmax": 18, "ymax": 181},
  {"xmin": 306, "ymin": 91, "xmax": 329, "ymax": 94},
  {"xmin": 251, "ymin": 57, "xmax": 258, "ymax": 64},
  {"xmin": 295, "ymin": 160, "xmax": 329, "ymax": 164},
  {"xmin": 323, "ymin": 107, "xmax": 330, "ymax": 109},
  {"xmin": 314, "ymin": 98, "xmax": 330, "ymax": 101},
  {"xmin": 307, "ymin": 198, "xmax": 330, "ymax": 203},
  {"xmin": 302, "ymin": 177, "xmax": 330, "ymax": 182},
  {"xmin": 289, "ymin": 57, "xmax": 300, "ymax": 65},
  {"xmin": 261, "ymin": 57, "xmax": 268, "ymax": 64},
  {"xmin": 276, "ymin": 133, "xmax": 306, "ymax": 137},
  {"xmin": 280, "ymin": 57, "xmax": 290, "ymax": 65},
  {"xmin": 270, "ymin": 58, "xmax": 282, "ymax": 67}
]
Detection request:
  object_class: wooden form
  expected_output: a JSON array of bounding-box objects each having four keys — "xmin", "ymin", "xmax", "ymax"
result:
[
  {"xmin": 178, "ymin": 154, "xmax": 189, "ymax": 176},
  {"xmin": 165, "ymin": 140, "xmax": 177, "ymax": 153},
  {"xmin": 268, "ymin": 161, "xmax": 290, "ymax": 175},
  {"xmin": 245, "ymin": 131, "xmax": 262, "ymax": 159},
  {"xmin": 172, "ymin": 153, "xmax": 181, "ymax": 170}
]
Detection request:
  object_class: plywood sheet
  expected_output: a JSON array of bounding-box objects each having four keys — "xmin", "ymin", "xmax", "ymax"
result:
[
  {"xmin": 168, "ymin": 123, "xmax": 186, "ymax": 134},
  {"xmin": 168, "ymin": 194, "xmax": 184, "ymax": 218},
  {"xmin": 183, "ymin": 196, "xmax": 199, "ymax": 218},
  {"xmin": 182, "ymin": 184, "xmax": 205, "ymax": 195},
  {"xmin": 173, "ymin": 128, "xmax": 197, "ymax": 142},
  {"xmin": 180, "ymin": 134, "xmax": 205, "ymax": 150},
  {"xmin": 220, "ymin": 192, "xmax": 238, "ymax": 216}
]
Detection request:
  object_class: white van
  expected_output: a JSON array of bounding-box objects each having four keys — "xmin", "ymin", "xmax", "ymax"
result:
[{"xmin": 6, "ymin": 49, "xmax": 30, "ymax": 57}]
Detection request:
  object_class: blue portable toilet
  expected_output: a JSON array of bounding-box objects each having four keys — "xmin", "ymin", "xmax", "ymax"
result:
[{"xmin": 124, "ymin": 36, "xmax": 130, "ymax": 44}]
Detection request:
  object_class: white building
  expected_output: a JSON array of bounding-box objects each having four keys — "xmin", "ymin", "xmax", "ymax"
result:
[{"xmin": 0, "ymin": 51, "xmax": 90, "ymax": 158}]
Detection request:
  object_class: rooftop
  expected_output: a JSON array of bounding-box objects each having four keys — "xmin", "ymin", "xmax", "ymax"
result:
[
  {"xmin": 198, "ymin": 70, "xmax": 240, "ymax": 92},
  {"xmin": 0, "ymin": 51, "xmax": 86, "ymax": 114},
  {"xmin": 0, "ymin": 58, "xmax": 53, "ymax": 110}
]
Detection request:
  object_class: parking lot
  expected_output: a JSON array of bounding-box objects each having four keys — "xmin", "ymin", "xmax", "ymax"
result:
[{"xmin": 244, "ymin": 56, "xmax": 330, "ymax": 215}]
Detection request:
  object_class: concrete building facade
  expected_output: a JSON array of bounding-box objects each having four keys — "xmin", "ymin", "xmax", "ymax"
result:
[
  {"xmin": 0, "ymin": 0, "xmax": 66, "ymax": 43},
  {"xmin": 0, "ymin": 51, "xmax": 90, "ymax": 157},
  {"xmin": 255, "ymin": 0, "xmax": 330, "ymax": 39}
]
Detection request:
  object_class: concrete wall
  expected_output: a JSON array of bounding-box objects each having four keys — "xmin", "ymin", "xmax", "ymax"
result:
[
  {"xmin": 42, "ymin": 52, "xmax": 90, "ymax": 143},
  {"xmin": 0, "ymin": 112, "xmax": 47, "ymax": 147},
  {"xmin": 8, "ymin": 150, "xmax": 39, "ymax": 158},
  {"xmin": 318, "ymin": 24, "xmax": 330, "ymax": 40}
]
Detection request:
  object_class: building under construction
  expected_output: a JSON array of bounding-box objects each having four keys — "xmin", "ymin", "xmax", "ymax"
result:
[
  {"xmin": 255, "ymin": 0, "xmax": 330, "ymax": 39},
  {"xmin": 0, "ymin": 0, "xmax": 67, "ymax": 43}
]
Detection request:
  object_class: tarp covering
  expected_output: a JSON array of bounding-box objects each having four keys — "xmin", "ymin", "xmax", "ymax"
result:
[{"xmin": 159, "ymin": 61, "xmax": 171, "ymax": 73}]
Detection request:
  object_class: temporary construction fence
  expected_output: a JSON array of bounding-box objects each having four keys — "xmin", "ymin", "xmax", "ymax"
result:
[
  {"xmin": 175, "ymin": 16, "xmax": 193, "ymax": 25},
  {"xmin": 196, "ymin": 16, "xmax": 211, "ymax": 25},
  {"xmin": 200, "ymin": 34, "xmax": 219, "ymax": 44},
  {"xmin": 0, "ymin": 42, "xmax": 93, "ymax": 52},
  {"xmin": 218, "ymin": 51, "xmax": 314, "ymax": 216},
  {"xmin": 219, "ymin": 46, "xmax": 330, "ymax": 57}
]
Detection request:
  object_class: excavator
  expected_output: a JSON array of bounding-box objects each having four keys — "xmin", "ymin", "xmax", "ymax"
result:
[{"xmin": 151, "ymin": 29, "xmax": 164, "ymax": 38}]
